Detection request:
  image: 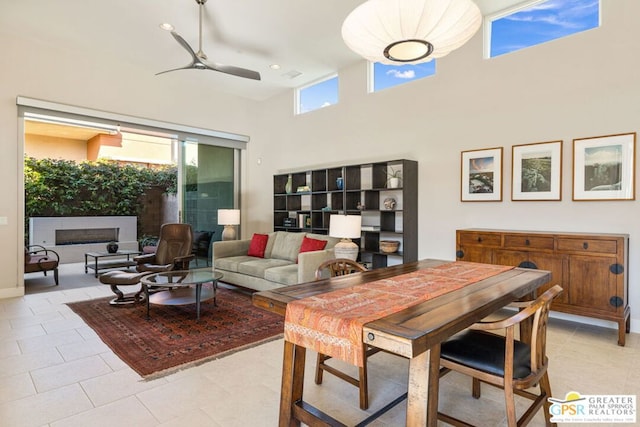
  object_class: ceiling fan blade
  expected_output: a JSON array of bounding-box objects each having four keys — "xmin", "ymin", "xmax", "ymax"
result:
[
  {"xmin": 157, "ymin": 0, "xmax": 261, "ymax": 81},
  {"xmin": 155, "ymin": 63, "xmax": 197, "ymax": 76},
  {"xmin": 208, "ymin": 63, "xmax": 261, "ymax": 81},
  {"xmin": 170, "ymin": 31, "xmax": 201, "ymax": 62}
]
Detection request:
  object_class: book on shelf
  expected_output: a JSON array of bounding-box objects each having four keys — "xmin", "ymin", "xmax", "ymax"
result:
[{"xmin": 361, "ymin": 225, "xmax": 380, "ymax": 231}]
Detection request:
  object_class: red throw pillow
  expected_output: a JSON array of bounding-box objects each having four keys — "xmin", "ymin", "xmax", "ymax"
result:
[
  {"xmin": 247, "ymin": 233, "xmax": 269, "ymax": 258},
  {"xmin": 297, "ymin": 236, "xmax": 328, "ymax": 263}
]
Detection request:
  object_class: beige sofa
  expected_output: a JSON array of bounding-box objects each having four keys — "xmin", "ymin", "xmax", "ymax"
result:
[{"xmin": 212, "ymin": 231, "xmax": 339, "ymax": 292}]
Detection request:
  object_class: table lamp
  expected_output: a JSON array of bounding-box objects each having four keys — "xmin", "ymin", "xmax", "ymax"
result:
[
  {"xmin": 329, "ymin": 214, "xmax": 362, "ymax": 261},
  {"xmin": 218, "ymin": 209, "xmax": 240, "ymax": 241}
]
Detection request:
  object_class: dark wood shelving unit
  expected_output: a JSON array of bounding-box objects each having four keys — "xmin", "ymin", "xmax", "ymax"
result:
[{"xmin": 273, "ymin": 159, "xmax": 418, "ymax": 269}]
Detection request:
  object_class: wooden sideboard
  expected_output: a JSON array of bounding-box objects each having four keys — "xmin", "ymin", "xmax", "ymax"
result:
[{"xmin": 456, "ymin": 229, "xmax": 630, "ymax": 345}]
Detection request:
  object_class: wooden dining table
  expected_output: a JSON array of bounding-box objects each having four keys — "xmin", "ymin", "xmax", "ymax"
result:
[{"xmin": 252, "ymin": 259, "xmax": 551, "ymax": 427}]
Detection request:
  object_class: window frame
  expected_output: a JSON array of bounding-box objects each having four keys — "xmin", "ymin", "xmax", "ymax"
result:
[
  {"xmin": 368, "ymin": 61, "xmax": 436, "ymax": 93},
  {"xmin": 295, "ymin": 73, "xmax": 339, "ymax": 115},
  {"xmin": 484, "ymin": 0, "xmax": 601, "ymax": 59}
]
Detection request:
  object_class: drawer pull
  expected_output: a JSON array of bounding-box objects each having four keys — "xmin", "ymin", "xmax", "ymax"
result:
[
  {"xmin": 367, "ymin": 332, "xmax": 375, "ymax": 341},
  {"xmin": 269, "ymin": 302, "xmax": 274, "ymax": 308},
  {"xmin": 477, "ymin": 237, "xmax": 483, "ymax": 243},
  {"xmin": 583, "ymin": 242, "xmax": 589, "ymax": 250},
  {"xmin": 456, "ymin": 250, "xmax": 464, "ymax": 259},
  {"xmin": 525, "ymin": 239, "xmax": 530, "ymax": 246},
  {"xmin": 518, "ymin": 261, "xmax": 538, "ymax": 269},
  {"xmin": 609, "ymin": 296, "xmax": 623, "ymax": 308},
  {"xmin": 610, "ymin": 264, "xmax": 624, "ymax": 275}
]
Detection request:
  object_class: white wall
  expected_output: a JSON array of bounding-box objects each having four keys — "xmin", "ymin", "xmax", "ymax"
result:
[
  {"xmin": 0, "ymin": 31, "xmax": 257, "ymax": 298},
  {"xmin": 247, "ymin": 0, "xmax": 640, "ymax": 332}
]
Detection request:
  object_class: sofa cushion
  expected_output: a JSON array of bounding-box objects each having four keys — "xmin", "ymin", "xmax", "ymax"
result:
[
  {"xmin": 263, "ymin": 232, "xmax": 277, "ymax": 259},
  {"xmin": 237, "ymin": 258, "xmax": 292, "ymax": 278},
  {"xmin": 271, "ymin": 232, "xmax": 305, "ymax": 262},
  {"xmin": 305, "ymin": 233, "xmax": 340, "ymax": 249},
  {"xmin": 264, "ymin": 264, "xmax": 300, "ymax": 286},
  {"xmin": 297, "ymin": 236, "xmax": 328, "ymax": 263},
  {"xmin": 248, "ymin": 233, "xmax": 269, "ymax": 258},
  {"xmin": 214, "ymin": 255, "xmax": 257, "ymax": 273}
]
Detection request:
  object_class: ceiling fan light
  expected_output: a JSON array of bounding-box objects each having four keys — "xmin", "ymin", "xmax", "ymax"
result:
[
  {"xmin": 159, "ymin": 23, "xmax": 174, "ymax": 31},
  {"xmin": 341, "ymin": 0, "xmax": 482, "ymax": 65}
]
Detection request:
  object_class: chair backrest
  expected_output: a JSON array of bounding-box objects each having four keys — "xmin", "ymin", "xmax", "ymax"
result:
[
  {"xmin": 154, "ymin": 223, "xmax": 193, "ymax": 265},
  {"xmin": 315, "ymin": 258, "xmax": 367, "ymax": 280},
  {"xmin": 527, "ymin": 285, "xmax": 562, "ymax": 373},
  {"xmin": 478, "ymin": 284, "xmax": 562, "ymax": 377}
]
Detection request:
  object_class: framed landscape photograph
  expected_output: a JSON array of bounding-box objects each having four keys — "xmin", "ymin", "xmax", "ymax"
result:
[
  {"xmin": 461, "ymin": 147, "xmax": 503, "ymax": 202},
  {"xmin": 512, "ymin": 140, "xmax": 563, "ymax": 201},
  {"xmin": 573, "ymin": 133, "xmax": 636, "ymax": 201}
]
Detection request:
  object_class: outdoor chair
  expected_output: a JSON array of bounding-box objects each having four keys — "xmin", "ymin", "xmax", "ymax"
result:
[
  {"xmin": 438, "ymin": 285, "xmax": 563, "ymax": 427},
  {"xmin": 134, "ymin": 223, "xmax": 195, "ymax": 273},
  {"xmin": 313, "ymin": 258, "xmax": 381, "ymax": 410},
  {"xmin": 24, "ymin": 245, "xmax": 60, "ymax": 286},
  {"xmin": 192, "ymin": 230, "xmax": 214, "ymax": 266}
]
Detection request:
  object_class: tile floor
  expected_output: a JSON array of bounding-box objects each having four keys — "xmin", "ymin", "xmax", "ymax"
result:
[{"xmin": 5, "ymin": 263, "xmax": 639, "ymax": 426}]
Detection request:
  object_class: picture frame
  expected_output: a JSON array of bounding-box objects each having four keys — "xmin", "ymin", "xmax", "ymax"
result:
[
  {"xmin": 461, "ymin": 147, "xmax": 503, "ymax": 202},
  {"xmin": 512, "ymin": 140, "xmax": 563, "ymax": 201},
  {"xmin": 573, "ymin": 132, "xmax": 636, "ymax": 201}
]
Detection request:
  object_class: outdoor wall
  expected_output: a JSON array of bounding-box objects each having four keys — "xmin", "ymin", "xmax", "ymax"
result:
[
  {"xmin": 247, "ymin": 0, "xmax": 640, "ymax": 332},
  {"xmin": 25, "ymin": 134, "xmax": 87, "ymax": 161},
  {"xmin": 30, "ymin": 216, "xmax": 138, "ymax": 263}
]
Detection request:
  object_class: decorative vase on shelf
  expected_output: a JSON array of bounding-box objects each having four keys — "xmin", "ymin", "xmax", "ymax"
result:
[
  {"xmin": 106, "ymin": 242, "xmax": 119, "ymax": 253},
  {"xmin": 336, "ymin": 177, "xmax": 344, "ymax": 190},
  {"xmin": 285, "ymin": 174, "xmax": 293, "ymax": 194},
  {"xmin": 388, "ymin": 177, "xmax": 400, "ymax": 188}
]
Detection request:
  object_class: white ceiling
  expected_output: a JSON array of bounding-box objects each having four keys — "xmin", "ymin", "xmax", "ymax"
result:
[{"xmin": 1, "ymin": 0, "xmax": 526, "ymax": 101}]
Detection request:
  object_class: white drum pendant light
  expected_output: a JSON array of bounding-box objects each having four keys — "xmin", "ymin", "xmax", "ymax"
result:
[{"xmin": 341, "ymin": 0, "xmax": 482, "ymax": 65}]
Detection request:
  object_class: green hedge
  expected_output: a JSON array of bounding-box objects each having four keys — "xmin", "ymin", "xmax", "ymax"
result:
[{"xmin": 24, "ymin": 157, "xmax": 176, "ymax": 218}]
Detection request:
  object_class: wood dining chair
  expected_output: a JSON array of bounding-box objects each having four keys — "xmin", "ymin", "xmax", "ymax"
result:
[
  {"xmin": 438, "ymin": 284, "xmax": 563, "ymax": 427},
  {"xmin": 313, "ymin": 258, "xmax": 380, "ymax": 410}
]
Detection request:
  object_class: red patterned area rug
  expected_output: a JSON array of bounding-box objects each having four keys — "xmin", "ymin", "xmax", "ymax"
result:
[{"xmin": 67, "ymin": 287, "xmax": 284, "ymax": 379}]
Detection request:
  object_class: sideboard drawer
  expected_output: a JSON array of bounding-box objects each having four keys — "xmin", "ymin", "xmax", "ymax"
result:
[
  {"xmin": 504, "ymin": 235, "xmax": 554, "ymax": 250},
  {"xmin": 556, "ymin": 238, "xmax": 618, "ymax": 254},
  {"xmin": 458, "ymin": 232, "xmax": 501, "ymax": 247}
]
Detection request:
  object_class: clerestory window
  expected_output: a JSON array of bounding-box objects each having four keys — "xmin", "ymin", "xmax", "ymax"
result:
[
  {"xmin": 295, "ymin": 74, "xmax": 339, "ymax": 115},
  {"xmin": 370, "ymin": 61, "xmax": 436, "ymax": 93},
  {"xmin": 486, "ymin": 0, "xmax": 600, "ymax": 58}
]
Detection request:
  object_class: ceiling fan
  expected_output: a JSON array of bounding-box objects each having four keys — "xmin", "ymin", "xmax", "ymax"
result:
[{"xmin": 156, "ymin": 0, "xmax": 261, "ymax": 80}]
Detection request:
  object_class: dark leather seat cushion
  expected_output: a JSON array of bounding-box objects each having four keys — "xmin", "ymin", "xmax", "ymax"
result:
[
  {"xmin": 99, "ymin": 271, "xmax": 152, "ymax": 285},
  {"xmin": 25, "ymin": 255, "xmax": 58, "ymax": 273},
  {"xmin": 441, "ymin": 330, "xmax": 532, "ymax": 379}
]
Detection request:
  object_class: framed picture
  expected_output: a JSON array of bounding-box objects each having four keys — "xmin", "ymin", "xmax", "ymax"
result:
[
  {"xmin": 512, "ymin": 140, "xmax": 563, "ymax": 201},
  {"xmin": 461, "ymin": 147, "xmax": 503, "ymax": 202},
  {"xmin": 573, "ymin": 132, "xmax": 636, "ymax": 201}
]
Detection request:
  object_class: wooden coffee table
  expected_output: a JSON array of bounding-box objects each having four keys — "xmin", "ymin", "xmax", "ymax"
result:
[{"xmin": 140, "ymin": 268, "xmax": 223, "ymax": 320}]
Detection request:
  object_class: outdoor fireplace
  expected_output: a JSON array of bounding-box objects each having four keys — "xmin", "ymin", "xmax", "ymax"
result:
[
  {"xmin": 55, "ymin": 228, "xmax": 119, "ymax": 245},
  {"xmin": 30, "ymin": 216, "xmax": 137, "ymax": 263}
]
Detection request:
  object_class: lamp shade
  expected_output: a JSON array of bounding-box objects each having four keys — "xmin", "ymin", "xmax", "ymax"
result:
[
  {"xmin": 218, "ymin": 209, "xmax": 240, "ymax": 225},
  {"xmin": 341, "ymin": 0, "xmax": 482, "ymax": 65},
  {"xmin": 329, "ymin": 215, "xmax": 362, "ymax": 239}
]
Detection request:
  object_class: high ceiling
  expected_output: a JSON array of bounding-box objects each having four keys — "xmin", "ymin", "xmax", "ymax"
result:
[{"xmin": 2, "ymin": 0, "xmax": 525, "ymax": 101}]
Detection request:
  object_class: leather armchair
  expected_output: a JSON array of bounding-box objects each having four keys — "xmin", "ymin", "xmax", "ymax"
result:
[{"xmin": 134, "ymin": 223, "xmax": 194, "ymax": 273}]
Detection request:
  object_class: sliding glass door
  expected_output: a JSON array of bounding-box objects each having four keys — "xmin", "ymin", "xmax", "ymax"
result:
[{"xmin": 180, "ymin": 140, "xmax": 238, "ymax": 246}]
